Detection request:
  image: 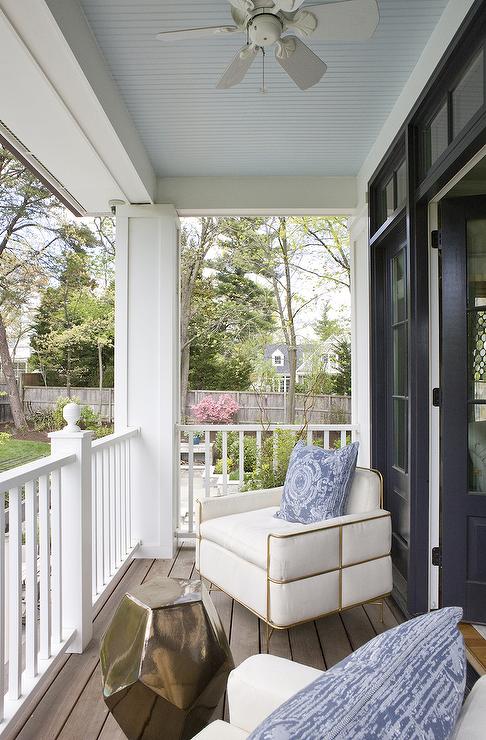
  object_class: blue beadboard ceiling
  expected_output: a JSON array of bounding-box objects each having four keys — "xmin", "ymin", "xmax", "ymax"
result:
[{"xmin": 79, "ymin": 0, "xmax": 450, "ymax": 177}]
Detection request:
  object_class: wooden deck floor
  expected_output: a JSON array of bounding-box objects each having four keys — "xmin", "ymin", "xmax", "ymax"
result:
[{"xmin": 7, "ymin": 545, "xmax": 403, "ymax": 740}]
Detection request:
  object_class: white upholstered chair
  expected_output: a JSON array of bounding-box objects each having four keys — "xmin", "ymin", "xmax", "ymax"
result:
[
  {"xmin": 196, "ymin": 467, "xmax": 392, "ymax": 635},
  {"xmin": 192, "ymin": 655, "xmax": 486, "ymax": 740}
]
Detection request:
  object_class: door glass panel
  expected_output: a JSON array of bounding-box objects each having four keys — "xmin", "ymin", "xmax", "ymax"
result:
[
  {"xmin": 425, "ymin": 102, "xmax": 448, "ymax": 169},
  {"xmin": 469, "ymin": 404, "xmax": 486, "ymax": 492},
  {"xmin": 453, "ymin": 51, "xmax": 484, "ymax": 138},
  {"xmin": 393, "ymin": 398, "xmax": 408, "ymax": 472},
  {"xmin": 467, "ymin": 218, "xmax": 486, "ymax": 493},
  {"xmin": 392, "ymin": 251, "xmax": 406, "ymax": 323},
  {"xmin": 391, "ymin": 248, "xmax": 408, "ymax": 473},
  {"xmin": 393, "ymin": 324, "xmax": 408, "ymax": 396},
  {"xmin": 385, "ymin": 177, "xmax": 394, "ymax": 218},
  {"xmin": 396, "ymin": 160, "xmax": 407, "ymax": 209}
]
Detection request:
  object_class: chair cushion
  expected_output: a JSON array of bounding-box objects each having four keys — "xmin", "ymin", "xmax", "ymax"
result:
[
  {"xmin": 276, "ymin": 441, "xmax": 359, "ymax": 524},
  {"xmin": 200, "ymin": 506, "xmax": 389, "ymax": 582},
  {"xmin": 248, "ymin": 607, "xmax": 466, "ymax": 740},
  {"xmin": 453, "ymin": 675, "xmax": 486, "ymax": 739},
  {"xmin": 191, "ymin": 720, "xmax": 248, "ymax": 739}
]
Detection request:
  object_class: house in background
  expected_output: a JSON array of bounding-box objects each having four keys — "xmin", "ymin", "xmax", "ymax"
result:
[
  {"xmin": 0, "ymin": 334, "xmax": 32, "ymax": 384},
  {"xmin": 264, "ymin": 338, "xmax": 341, "ymax": 392}
]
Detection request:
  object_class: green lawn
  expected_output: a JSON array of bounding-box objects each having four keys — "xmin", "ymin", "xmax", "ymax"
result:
[{"xmin": 0, "ymin": 439, "xmax": 51, "ymax": 473}]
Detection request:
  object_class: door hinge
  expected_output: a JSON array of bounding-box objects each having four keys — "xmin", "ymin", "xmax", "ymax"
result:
[
  {"xmin": 432, "ymin": 387, "xmax": 441, "ymax": 407},
  {"xmin": 431, "ymin": 229, "xmax": 441, "ymax": 249},
  {"xmin": 432, "ymin": 546, "xmax": 442, "ymax": 567}
]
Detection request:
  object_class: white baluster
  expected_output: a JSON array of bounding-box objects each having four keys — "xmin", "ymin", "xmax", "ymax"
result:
[
  {"xmin": 204, "ymin": 431, "xmax": 211, "ymax": 498},
  {"xmin": 0, "ymin": 492, "xmax": 5, "ymax": 719},
  {"xmin": 8, "ymin": 486, "xmax": 22, "ymax": 700},
  {"xmin": 103, "ymin": 446, "xmax": 111, "ymax": 579},
  {"xmin": 239, "ymin": 431, "xmax": 244, "ymax": 490},
  {"xmin": 222, "ymin": 431, "xmax": 228, "ymax": 496},
  {"xmin": 25, "ymin": 480, "xmax": 38, "ymax": 677},
  {"xmin": 51, "ymin": 468, "xmax": 62, "ymax": 645},
  {"xmin": 91, "ymin": 454, "xmax": 97, "ymax": 599},
  {"xmin": 109, "ymin": 445, "xmax": 116, "ymax": 573},
  {"xmin": 188, "ymin": 432, "xmax": 194, "ymax": 534},
  {"xmin": 324, "ymin": 430, "xmax": 330, "ymax": 449},
  {"xmin": 126, "ymin": 438, "xmax": 132, "ymax": 548},
  {"xmin": 39, "ymin": 474, "xmax": 51, "ymax": 660},
  {"xmin": 341, "ymin": 430, "xmax": 347, "ymax": 447},
  {"xmin": 120, "ymin": 442, "xmax": 126, "ymax": 558},
  {"xmin": 307, "ymin": 429, "xmax": 312, "ymax": 446},
  {"xmin": 95, "ymin": 451, "xmax": 104, "ymax": 591}
]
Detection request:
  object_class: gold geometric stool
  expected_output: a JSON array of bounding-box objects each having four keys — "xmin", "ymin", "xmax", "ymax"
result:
[{"xmin": 100, "ymin": 578, "xmax": 234, "ymax": 740}]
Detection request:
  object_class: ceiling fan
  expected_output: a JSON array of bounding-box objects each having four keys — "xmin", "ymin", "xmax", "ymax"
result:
[{"xmin": 156, "ymin": 0, "xmax": 379, "ymax": 91}]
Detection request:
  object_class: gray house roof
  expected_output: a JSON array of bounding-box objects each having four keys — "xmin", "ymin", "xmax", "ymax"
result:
[{"xmin": 264, "ymin": 343, "xmax": 305, "ymax": 375}]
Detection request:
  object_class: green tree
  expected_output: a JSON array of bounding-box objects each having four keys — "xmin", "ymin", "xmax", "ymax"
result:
[
  {"xmin": 331, "ymin": 336, "xmax": 352, "ymax": 396},
  {"xmin": 30, "ymin": 250, "xmax": 114, "ymax": 393}
]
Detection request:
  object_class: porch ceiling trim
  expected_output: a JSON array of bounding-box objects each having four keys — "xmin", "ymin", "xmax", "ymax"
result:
[
  {"xmin": 157, "ymin": 176, "xmax": 357, "ymax": 216},
  {"xmin": 0, "ymin": 0, "xmax": 156, "ymax": 215}
]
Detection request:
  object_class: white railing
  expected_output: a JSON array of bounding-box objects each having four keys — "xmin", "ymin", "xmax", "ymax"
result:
[
  {"xmin": 0, "ymin": 404, "xmax": 139, "ymax": 732},
  {"xmin": 91, "ymin": 429, "xmax": 138, "ymax": 602},
  {"xmin": 177, "ymin": 423, "xmax": 358, "ymax": 537}
]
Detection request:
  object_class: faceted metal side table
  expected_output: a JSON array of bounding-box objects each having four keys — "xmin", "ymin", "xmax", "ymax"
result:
[{"xmin": 100, "ymin": 578, "xmax": 234, "ymax": 740}]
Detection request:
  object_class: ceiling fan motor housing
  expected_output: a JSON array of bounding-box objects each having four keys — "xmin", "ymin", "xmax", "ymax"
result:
[{"xmin": 248, "ymin": 13, "xmax": 283, "ymax": 47}]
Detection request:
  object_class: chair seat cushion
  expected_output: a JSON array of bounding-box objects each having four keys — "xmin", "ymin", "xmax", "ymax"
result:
[
  {"xmin": 200, "ymin": 506, "xmax": 390, "ymax": 582},
  {"xmin": 248, "ymin": 607, "xmax": 466, "ymax": 740}
]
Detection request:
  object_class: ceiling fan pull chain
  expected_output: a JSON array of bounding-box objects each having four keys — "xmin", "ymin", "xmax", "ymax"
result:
[{"xmin": 261, "ymin": 47, "xmax": 267, "ymax": 94}]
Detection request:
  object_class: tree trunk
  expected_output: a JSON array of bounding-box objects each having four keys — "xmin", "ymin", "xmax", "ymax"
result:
[
  {"xmin": 279, "ymin": 218, "xmax": 297, "ymax": 424},
  {"xmin": 98, "ymin": 343, "xmax": 103, "ymax": 415},
  {"xmin": 66, "ymin": 347, "xmax": 71, "ymax": 398},
  {"xmin": 0, "ymin": 311, "xmax": 27, "ymax": 430}
]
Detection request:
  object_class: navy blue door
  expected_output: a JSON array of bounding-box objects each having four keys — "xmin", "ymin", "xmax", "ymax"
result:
[{"xmin": 441, "ymin": 195, "xmax": 486, "ymax": 623}]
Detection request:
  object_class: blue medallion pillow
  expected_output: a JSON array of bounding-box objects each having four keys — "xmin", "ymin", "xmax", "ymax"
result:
[
  {"xmin": 248, "ymin": 607, "xmax": 466, "ymax": 740},
  {"xmin": 275, "ymin": 440, "xmax": 359, "ymax": 524}
]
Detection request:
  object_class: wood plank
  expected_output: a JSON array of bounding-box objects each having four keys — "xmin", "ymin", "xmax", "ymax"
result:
[
  {"xmin": 97, "ymin": 712, "xmax": 126, "ymax": 740},
  {"xmin": 225, "ymin": 601, "xmax": 260, "ymax": 721},
  {"xmin": 264, "ymin": 623, "xmax": 292, "ymax": 660},
  {"xmin": 363, "ymin": 601, "xmax": 399, "ymax": 635},
  {"xmin": 230, "ymin": 601, "xmax": 260, "ymax": 667},
  {"xmin": 210, "ymin": 590, "xmax": 233, "ymax": 722},
  {"xmin": 288, "ymin": 623, "xmax": 325, "ymax": 670},
  {"xmin": 169, "ymin": 544, "xmax": 196, "ymax": 579},
  {"xmin": 460, "ymin": 624, "xmax": 486, "ymax": 675},
  {"xmin": 57, "ymin": 665, "xmax": 108, "ymax": 740},
  {"xmin": 14, "ymin": 559, "xmax": 155, "ymax": 740},
  {"xmin": 142, "ymin": 554, "xmax": 180, "ymax": 582},
  {"xmin": 340, "ymin": 606, "xmax": 376, "ymax": 651},
  {"xmin": 316, "ymin": 613, "xmax": 353, "ymax": 669}
]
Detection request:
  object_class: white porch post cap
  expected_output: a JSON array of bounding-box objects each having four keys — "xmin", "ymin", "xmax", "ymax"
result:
[{"xmin": 63, "ymin": 402, "xmax": 81, "ymax": 432}]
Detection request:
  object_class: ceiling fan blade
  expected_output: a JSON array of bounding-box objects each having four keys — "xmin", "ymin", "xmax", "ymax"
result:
[
  {"xmin": 216, "ymin": 45, "xmax": 259, "ymax": 89},
  {"xmin": 275, "ymin": 36, "xmax": 327, "ymax": 90},
  {"xmin": 301, "ymin": 0, "xmax": 379, "ymax": 41},
  {"xmin": 156, "ymin": 26, "xmax": 241, "ymax": 42}
]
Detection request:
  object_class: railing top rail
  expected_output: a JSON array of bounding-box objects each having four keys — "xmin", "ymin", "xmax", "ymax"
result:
[
  {"xmin": 177, "ymin": 423, "xmax": 357, "ymax": 432},
  {"xmin": 0, "ymin": 452, "xmax": 76, "ymax": 491},
  {"xmin": 91, "ymin": 426, "xmax": 139, "ymax": 450}
]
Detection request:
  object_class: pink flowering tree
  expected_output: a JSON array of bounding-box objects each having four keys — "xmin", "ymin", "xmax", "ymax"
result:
[{"xmin": 191, "ymin": 394, "xmax": 240, "ymax": 424}]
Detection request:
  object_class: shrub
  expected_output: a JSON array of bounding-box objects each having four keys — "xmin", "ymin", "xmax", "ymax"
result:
[
  {"xmin": 214, "ymin": 432, "xmax": 257, "ymax": 473},
  {"xmin": 191, "ymin": 394, "xmax": 239, "ymax": 424},
  {"xmin": 214, "ymin": 457, "xmax": 234, "ymax": 475},
  {"xmin": 31, "ymin": 396, "xmax": 111, "ymax": 438},
  {"xmin": 0, "ymin": 432, "xmax": 11, "ymax": 446},
  {"xmin": 243, "ymin": 429, "xmax": 299, "ymax": 491}
]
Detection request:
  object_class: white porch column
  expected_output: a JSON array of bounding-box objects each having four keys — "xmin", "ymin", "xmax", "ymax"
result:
[
  {"xmin": 349, "ymin": 204, "xmax": 371, "ymax": 467},
  {"xmin": 115, "ymin": 205, "xmax": 180, "ymax": 559}
]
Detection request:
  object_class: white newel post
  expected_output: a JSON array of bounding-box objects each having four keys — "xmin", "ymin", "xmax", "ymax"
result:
[
  {"xmin": 115, "ymin": 205, "xmax": 180, "ymax": 559},
  {"xmin": 49, "ymin": 403, "xmax": 93, "ymax": 653}
]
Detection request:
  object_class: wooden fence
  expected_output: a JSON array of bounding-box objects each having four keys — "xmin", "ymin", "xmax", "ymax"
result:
[
  {"xmin": 22, "ymin": 386, "xmax": 114, "ymax": 422},
  {"xmin": 186, "ymin": 390, "xmax": 351, "ymax": 424}
]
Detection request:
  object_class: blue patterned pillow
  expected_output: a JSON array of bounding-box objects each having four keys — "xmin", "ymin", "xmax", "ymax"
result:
[
  {"xmin": 248, "ymin": 607, "xmax": 466, "ymax": 740},
  {"xmin": 275, "ymin": 440, "xmax": 359, "ymax": 524}
]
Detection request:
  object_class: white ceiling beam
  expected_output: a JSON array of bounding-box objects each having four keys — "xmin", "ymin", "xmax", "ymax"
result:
[
  {"xmin": 0, "ymin": 0, "xmax": 156, "ymax": 214},
  {"xmin": 158, "ymin": 176, "xmax": 357, "ymax": 215}
]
